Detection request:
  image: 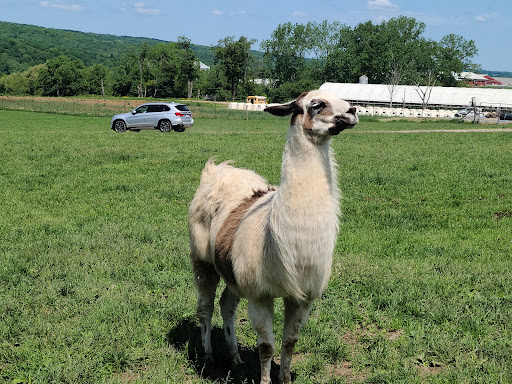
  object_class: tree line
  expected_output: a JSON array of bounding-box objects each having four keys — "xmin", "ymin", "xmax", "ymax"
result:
[{"xmin": 0, "ymin": 17, "xmax": 479, "ymax": 102}]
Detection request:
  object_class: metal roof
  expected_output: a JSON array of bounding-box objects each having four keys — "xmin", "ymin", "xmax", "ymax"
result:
[{"xmin": 320, "ymin": 82, "xmax": 512, "ymax": 108}]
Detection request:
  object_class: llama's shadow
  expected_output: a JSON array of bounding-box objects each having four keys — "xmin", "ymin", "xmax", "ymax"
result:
[{"xmin": 166, "ymin": 318, "xmax": 286, "ymax": 383}]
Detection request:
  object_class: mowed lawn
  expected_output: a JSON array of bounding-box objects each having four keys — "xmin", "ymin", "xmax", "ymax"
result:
[{"xmin": 1, "ymin": 109, "xmax": 511, "ymax": 383}]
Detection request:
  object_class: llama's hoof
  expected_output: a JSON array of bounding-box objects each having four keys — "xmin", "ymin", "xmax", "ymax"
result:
[
  {"xmin": 204, "ymin": 353, "xmax": 214, "ymax": 363},
  {"xmin": 232, "ymin": 353, "xmax": 244, "ymax": 365}
]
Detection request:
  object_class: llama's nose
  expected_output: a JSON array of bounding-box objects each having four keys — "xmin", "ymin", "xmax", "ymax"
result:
[{"xmin": 330, "ymin": 113, "xmax": 358, "ymax": 135}]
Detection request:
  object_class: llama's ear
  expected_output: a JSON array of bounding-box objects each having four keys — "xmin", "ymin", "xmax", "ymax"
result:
[
  {"xmin": 264, "ymin": 101, "xmax": 301, "ymax": 116},
  {"xmin": 264, "ymin": 92, "xmax": 307, "ymax": 116}
]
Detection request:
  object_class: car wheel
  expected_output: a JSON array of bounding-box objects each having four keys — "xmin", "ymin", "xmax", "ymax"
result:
[
  {"xmin": 158, "ymin": 120, "xmax": 172, "ymax": 133},
  {"xmin": 173, "ymin": 125, "xmax": 185, "ymax": 132},
  {"xmin": 113, "ymin": 120, "xmax": 127, "ymax": 133}
]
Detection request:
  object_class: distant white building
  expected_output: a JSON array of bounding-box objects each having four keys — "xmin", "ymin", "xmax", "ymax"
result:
[
  {"xmin": 320, "ymin": 82, "xmax": 512, "ymax": 110},
  {"xmin": 494, "ymin": 77, "xmax": 512, "ymax": 86},
  {"xmin": 252, "ymin": 78, "xmax": 272, "ymax": 86},
  {"xmin": 199, "ymin": 62, "xmax": 210, "ymax": 71},
  {"xmin": 455, "ymin": 72, "xmax": 503, "ymax": 86}
]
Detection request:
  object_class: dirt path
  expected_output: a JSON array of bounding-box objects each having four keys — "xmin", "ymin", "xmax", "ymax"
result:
[{"xmin": 352, "ymin": 128, "xmax": 512, "ymax": 134}]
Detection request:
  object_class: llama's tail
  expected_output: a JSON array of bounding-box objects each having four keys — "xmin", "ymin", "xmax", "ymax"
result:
[{"xmin": 202, "ymin": 157, "xmax": 234, "ymax": 178}]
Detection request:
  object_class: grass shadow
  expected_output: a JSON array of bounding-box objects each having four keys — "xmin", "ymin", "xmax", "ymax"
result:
[{"xmin": 166, "ymin": 318, "xmax": 284, "ymax": 383}]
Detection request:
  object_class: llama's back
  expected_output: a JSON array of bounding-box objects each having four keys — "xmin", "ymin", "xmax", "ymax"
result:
[{"xmin": 189, "ymin": 159, "xmax": 273, "ymax": 264}]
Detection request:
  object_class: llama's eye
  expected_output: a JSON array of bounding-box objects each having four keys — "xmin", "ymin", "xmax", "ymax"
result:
[{"xmin": 310, "ymin": 100, "xmax": 326, "ymax": 111}]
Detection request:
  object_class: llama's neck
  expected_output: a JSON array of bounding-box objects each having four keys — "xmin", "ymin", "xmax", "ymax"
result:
[
  {"xmin": 276, "ymin": 125, "xmax": 340, "ymax": 215},
  {"xmin": 268, "ymin": 123, "xmax": 340, "ymax": 300}
]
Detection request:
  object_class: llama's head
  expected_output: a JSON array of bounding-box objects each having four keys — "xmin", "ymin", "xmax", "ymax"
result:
[{"xmin": 264, "ymin": 90, "xmax": 358, "ymax": 142}]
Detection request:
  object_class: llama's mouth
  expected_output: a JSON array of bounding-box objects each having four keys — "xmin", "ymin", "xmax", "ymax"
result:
[
  {"xmin": 329, "ymin": 113, "xmax": 358, "ymax": 135},
  {"xmin": 328, "ymin": 122, "xmax": 356, "ymax": 135}
]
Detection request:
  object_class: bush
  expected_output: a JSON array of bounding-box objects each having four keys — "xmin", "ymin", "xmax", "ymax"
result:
[{"xmin": 267, "ymin": 79, "xmax": 321, "ymax": 103}]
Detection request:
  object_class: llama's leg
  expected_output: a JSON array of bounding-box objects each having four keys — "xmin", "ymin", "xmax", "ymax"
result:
[
  {"xmin": 248, "ymin": 298, "xmax": 275, "ymax": 384},
  {"xmin": 192, "ymin": 259, "xmax": 220, "ymax": 361},
  {"xmin": 279, "ymin": 298, "xmax": 314, "ymax": 384},
  {"xmin": 220, "ymin": 287, "xmax": 243, "ymax": 364}
]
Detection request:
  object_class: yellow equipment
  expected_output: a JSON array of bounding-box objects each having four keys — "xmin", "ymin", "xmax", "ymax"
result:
[{"xmin": 246, "ymin": 96, "xmax": 267, "ymax": 104}]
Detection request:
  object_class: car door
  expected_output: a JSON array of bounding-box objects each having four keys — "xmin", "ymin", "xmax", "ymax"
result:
[
  {"xmin": 125, "ymin": 105, "xmax": 149, "ymax": 128},
  {"xmin": 145, "ymin": 104, "xmax": 164, "ymax": 127}
]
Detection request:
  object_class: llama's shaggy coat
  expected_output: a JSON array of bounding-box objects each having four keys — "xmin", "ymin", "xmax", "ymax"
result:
[{"xmin": 188, "ymin": 90, "xmax": 358, "ymax": 384}]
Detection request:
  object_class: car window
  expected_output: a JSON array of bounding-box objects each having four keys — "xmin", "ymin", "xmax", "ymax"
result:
[
  {"xmin": 175, "ymin": 105, "xmax": 190, "ymax": 112},
  {"xmin": 162, "ymin": 105, "xmax": 171, "ymax": 112},
  {"xmin": 135, "ymin": 105, "xmax": 148, "ymax": 114},
  {"xmin": 147, "ymin": 105, "xmax": 163, "ymax": 113}
]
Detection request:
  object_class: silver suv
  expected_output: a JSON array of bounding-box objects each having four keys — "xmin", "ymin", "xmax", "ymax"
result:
[{"xmin": 111, "ymin": 102, "xmax": 193, "ymax": 133}]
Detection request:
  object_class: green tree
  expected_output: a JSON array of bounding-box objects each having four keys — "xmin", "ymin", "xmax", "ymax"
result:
[
  {"xmin": 198, "ymin": 66, "xmax": 231, "ymax": 101},
  {"xmin": 83, "ymin": 64, "xmax": 108, "ymax": 96},
  {"xmin": 110, "ymin": 40, "xmax": 200, "ymax": 98},
  {"xmin": 323, "ymin": 25, "xmax": 358, "ymax": 83},
  {"xmin": 0, "ymin": 63, "xmax": 44, "ymax": 95},
  {"xmin": 147, "ymin": 43, "xmax": 180, "ymax": 97},
  {"xmin": 111, "ymin": 53, "xmax": 138, "ymax": 96},
  {"xmin": 436, "ymin": 34, "xmax": 479, "ymax": 86},
  {"xmin": 37, "ymin": 55, "xmax": 84, "ymax": 96},
  {"xmin": 177, "ymin": 36, "xmax": 200, "ymax": 98},
  {"xmin": 304, "ymin": 21, "xmax": 344, "ymax": 82},
  {"xmin": 213, "ymin": 36, "xmax": 256, "ymax": 100},
  {"xmin": 261, "ymin": 23, "xmax": 308, "ymax": 85},
  {"xmin": 136, "ymin": 42, "xmax": 151, "ymax": 97},
  {"xmin": 321, "ymin": 16, "xmax": 479, "ymax": 87},
  {"xmin": 262, "ymin": 21, "xmax": 344, "ymax": 99},
  {"xmin": 0, "ymin": 72, "xmax": 29, "ymax": 95}
]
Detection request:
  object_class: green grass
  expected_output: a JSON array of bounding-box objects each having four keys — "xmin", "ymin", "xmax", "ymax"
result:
[{"xmin": 1, "ymin": 108, "xmax": 511, "ymax": 383}]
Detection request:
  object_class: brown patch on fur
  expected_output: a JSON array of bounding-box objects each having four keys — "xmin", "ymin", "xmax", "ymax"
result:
[
  {"xmin": 303, "ymin": 99, "xmax": 333, "ymax": 132},
  {"xmin": 214, "ymin": 187, "xmax": 274, "ymax": 286}
]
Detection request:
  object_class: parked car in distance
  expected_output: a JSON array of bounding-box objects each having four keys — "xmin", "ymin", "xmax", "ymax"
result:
[
  {"xmin": 111, "ymin": 102, "xmax": 193, "ymax": 133},
  {"xmin": 500, "ymin": 112, "xmax": 512, "ymax": 121},
  {"xmin": 454, "ymin": 108, "xmax": 470, "ymax": 117}
]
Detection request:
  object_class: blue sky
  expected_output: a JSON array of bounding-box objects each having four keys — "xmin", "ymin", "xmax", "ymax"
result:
[{"xmin": 2, "ymin": 0, "xmax": 511, "ymax": 71}]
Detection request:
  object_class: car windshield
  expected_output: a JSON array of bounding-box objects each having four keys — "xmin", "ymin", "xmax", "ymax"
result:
[{"xmin": 135, "ymin": 105, "xmax": 149, "ymax": 114}]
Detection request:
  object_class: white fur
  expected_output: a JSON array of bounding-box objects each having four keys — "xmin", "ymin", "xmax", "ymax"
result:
[{"xmin": 188, "ymin": 90, "xmax": 358, "ymax": 384}]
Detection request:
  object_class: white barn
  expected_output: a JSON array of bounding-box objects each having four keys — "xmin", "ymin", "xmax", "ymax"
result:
[{"xmin": 320, "ymin": 82, "xmax": 512, "ymax": 111}]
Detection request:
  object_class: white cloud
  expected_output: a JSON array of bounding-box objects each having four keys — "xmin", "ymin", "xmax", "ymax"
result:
[
  {"xmin": 474, "ymin": 13, "xmax": 497, "ymax": 23},
  {"xmin": 136, "ymin": 7, "xmax": 160, "ymax": 14},
  {"xmin": 229, "ymin": 10, "xmax": 247, "ymax": 16},
  {"xmin": 212, "ymin": 9, "xmax": 223, "ymax": 15},
  {"xmin": 134, "ymin": 2, "xmax": 160, "ymax": 15},
  {"xmin": 40, "ymin": 1, "xmax": 85, "ymax": 11},
  {"xmin": 367, "ymin": 0, "xmax": 399, "ymax": 11},
  {"xmin": 292, "ymin": 11, "xmax": 308, "ymax": 17}
]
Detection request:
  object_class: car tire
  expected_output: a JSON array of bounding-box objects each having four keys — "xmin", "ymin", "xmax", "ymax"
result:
[
  {"xmin": 158, "ymin": 120, "xmax": 172, "ymax": 133},
  {"xmin": 113, "ymin": 120, "xmax": 127, "ymax": 133},
  {"xmin": 173, "ymin": 125, "xmax": 185, "ymax": 132}
]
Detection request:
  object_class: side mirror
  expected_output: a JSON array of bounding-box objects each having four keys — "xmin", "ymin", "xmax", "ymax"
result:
[{"xmin": 132, "ymin": 110, "xmax": 137, "ymax": 115}]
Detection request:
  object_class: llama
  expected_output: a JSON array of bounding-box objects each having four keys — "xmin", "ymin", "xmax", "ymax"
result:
[{"xmin": 188, "ymin": 90, "xmax": 358, "ymax": 384}]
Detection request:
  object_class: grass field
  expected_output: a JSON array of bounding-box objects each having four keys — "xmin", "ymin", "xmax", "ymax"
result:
[{"xmin": 1, "ymin": 106, "xmax": 511, "ymax": 383}]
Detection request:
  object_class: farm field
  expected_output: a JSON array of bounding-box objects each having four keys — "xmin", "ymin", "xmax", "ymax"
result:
[{"xmin": 1, "ymin": 107, "xmax": 512, "ymax": 383}]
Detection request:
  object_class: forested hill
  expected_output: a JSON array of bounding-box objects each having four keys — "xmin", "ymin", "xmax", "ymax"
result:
[
  {"xmin": 0, "ymin": 21, "xmax": 218, "ymax": 76},
  {"xmin": 482, "ymin": 70, "xmax": 512, "ymax": 78}
]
